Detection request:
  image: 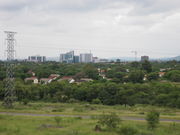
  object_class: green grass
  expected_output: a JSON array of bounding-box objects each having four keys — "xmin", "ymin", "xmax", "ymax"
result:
[
  {"xmin": 0, "ymin": 114, "xmax": 180, "ymax": 135},
  {"xmin": 0, "ymin": 102, "xmax": 180, "ymax": 120}
]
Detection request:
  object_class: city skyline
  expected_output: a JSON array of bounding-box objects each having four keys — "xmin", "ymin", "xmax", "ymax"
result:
[{"xmin": 0, "ymin": 0, "xmax": 180, "ymax": 59}]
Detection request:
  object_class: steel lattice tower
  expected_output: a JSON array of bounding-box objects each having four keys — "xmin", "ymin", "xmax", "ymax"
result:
[{"xmin": 3, "ymin": 31, "xmax": 17, "ymax": 108}]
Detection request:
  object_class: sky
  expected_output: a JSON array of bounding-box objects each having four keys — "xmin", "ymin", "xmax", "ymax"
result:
[{"xmin": 0, "ymin": 0, "xmax": 180, "ymax": 59}]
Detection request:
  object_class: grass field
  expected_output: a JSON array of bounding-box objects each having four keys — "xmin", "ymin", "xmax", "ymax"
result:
[
  {"xmin": 0, "ymin": 102, "xmax": 180, "ymax": 135},
  {"xmin": 0, "ymin": 102, "xmax": 180, "ymax": 120},
  {"xmin": 0, "ymin": 114, "xmax": 180, "ymax": 135}
]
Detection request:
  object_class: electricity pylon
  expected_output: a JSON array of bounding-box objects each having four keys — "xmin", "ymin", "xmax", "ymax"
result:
[{"xmin": 3, "ymin": 31, "xmax": 17, "ymax": 108}]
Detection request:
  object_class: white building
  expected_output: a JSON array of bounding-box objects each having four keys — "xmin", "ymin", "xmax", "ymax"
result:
[
  {"xmin": 28, "ymin": 55, "xmax": 46, "ymax": 62},
  {"xmin": 80, "ymin": 53, "xmax": 93, "ymax": 63}
]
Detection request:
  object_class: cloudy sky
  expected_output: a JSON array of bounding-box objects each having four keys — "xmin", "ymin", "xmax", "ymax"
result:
[{"xmin": 0, "ymin": 0, "xmax": 180, "ymax": 59}]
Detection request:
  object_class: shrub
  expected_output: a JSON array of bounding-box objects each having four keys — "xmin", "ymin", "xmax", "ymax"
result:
[
  {"xmin": 22, "ymin": 98, "xmax": 29, "ymax": 105},
  {"xmin": 117, "ymin": 125, "xmax": 139, "ymax": 135},
  {"xmin": 146, "ymin": 111, "xmax": 160, "ymax": 129},
  {"xmin": 54, "ymin": 117, "xmax": 62, "ymax": 126},
  {"xmin": 97, "ymin": 112, "xmax": 121, "ymax": 129},
  {"xmin": 92, "ymin": 98, "xmax": 102, "ymax": 104}
]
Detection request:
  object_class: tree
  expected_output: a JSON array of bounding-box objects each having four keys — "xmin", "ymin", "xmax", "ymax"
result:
[
  {"xmin": 83, "ymin": 64, "xmax": 99, "ymax": 80},
  {"xmin": 131, "ymin": 61, "xmax": 140, "ymax": 68},
  {"xmin": 147, "ymin": 72, "xmax": 159, "ymax": 81},
  {"xmin": 128, "ymin": 70, "xmax": 144, "ymax": 83},
  {"xmin": 142, "ymin": 60, "xmax": 152, "ymax": 73},
  {"xmin": 97, "ymin": 112, "xmax": 121, "ymax": 129},
  {"xmin": 165, "ymin": 70, "xmax": 180, "ymax": 82},
  {"xmin": 146, "ymin": 111, "xmax": 160, "ymax": 129}
]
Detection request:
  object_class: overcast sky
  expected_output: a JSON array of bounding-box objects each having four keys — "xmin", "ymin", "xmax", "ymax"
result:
[{"xmin": 0, "ymin": 0, "xmax": 180, "ymax": 59}]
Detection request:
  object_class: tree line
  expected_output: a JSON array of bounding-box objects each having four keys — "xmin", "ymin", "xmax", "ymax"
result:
[{"xmin": 0, "ymin": 80, "xmax": 180, "ymax": 108}]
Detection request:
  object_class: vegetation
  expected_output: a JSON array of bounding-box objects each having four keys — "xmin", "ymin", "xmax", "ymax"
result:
[
  {"xmin": 0, "ymin": 113, "xmax": 180, "ymax": 135},
  {"xmin": 146, "ymin": 110, "xmax": 160, "ymax": 129},
  {"xmin": 0, "ymin": 61, "xmax": 180, "ymax": 108},
  {"xmin": 97, "ymin": 112, "xmax": 121, "ymax": 129},
  {"xmin": 0, "ymin": 60, "xmax": 180, "ymax": 134}
]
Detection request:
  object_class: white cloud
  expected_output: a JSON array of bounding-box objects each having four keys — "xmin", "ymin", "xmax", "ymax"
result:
[{"xmin": 0, "ymin": 0, "xmax": 180, "ymax": 59}]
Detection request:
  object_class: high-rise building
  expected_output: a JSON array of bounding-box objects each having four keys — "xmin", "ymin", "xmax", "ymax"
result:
[
  {"xmin": 28, "ymin": 55, "xmax": 46, "ymax": 62},
  {"xmin": 60, "ymin": 51, "xmax": 74, "ymax": 63},
  {"xmin": 141, "ymin": 56, "xmax": 149, "ymax": 62},
  {"xmin": 74, "ymin": 56, "xmax": 80, "ymax": 63},
  {"xmin": 80, "ymin": 53, "xmax": 93, "ymax": 63}
]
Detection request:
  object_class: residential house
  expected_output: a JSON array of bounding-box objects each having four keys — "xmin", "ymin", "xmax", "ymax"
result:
[
  {"xmin": 159, "ymin": 72, "xmax": 166, "ymax": 77},
  {"xmin": 40, "ymin": 78, "xmax": 52, "ymax": 84},
  {"xmin": 49, "ymin": 74, "xmax": 60, "ymax": 80},
  {"xmin": 58, "ymin": 76, "xmax": 75, "ymax": 83},
  {"xmin": 25, "ymin": 77, "xmax": 38, "ymax": 84}
]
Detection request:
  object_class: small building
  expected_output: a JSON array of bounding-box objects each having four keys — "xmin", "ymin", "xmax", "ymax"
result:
[
  {"xmin": 159, "ymin": 72, "xmax": 166, "ymax": 77},
  {"xmin": 27, "ymin": 70, "xmax": 36, "ymax": 76},
  {"xmin": 40, "ymin": 78, "xmax": 52, "ymax": 84},
  {"xmin": 58, "ymin": 76, "xmax": 75, "ymax": 83},
  {"xmin": 28, "ymin": 55, "xmax": 46, "ymax": 62},
  {"xmin": 25, "ymin": 77, "xmax": 38, "ymax": 84},
  {"xmin": 49, "ymin": 74, "xmax": 60, "ymax": 80}
]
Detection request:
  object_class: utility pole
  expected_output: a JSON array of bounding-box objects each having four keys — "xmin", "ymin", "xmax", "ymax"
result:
[
  {"xmin": 131, "ymin": 51, "xmax": 137, "ymax": 61},
  {"xmin": 3, "ymin": 31, "xmax": 17, "ymax": 108}
]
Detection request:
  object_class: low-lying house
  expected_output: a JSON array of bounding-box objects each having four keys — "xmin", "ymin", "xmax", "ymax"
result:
[
  {"xmin": 49, "ymin": 74, "xmax": 60, "ymax": 80},
  {"xmin": 27, "ymin": 70, "xmax": 36, "ymax": 76},
  {"xmin": 75, "ymin": 78, "xmax": 93, "ymax": 84},
  {"xmin": 40, "ymin": 74, "xmax": 60, "ymax": 84},
  {"xmin": 40, "ymin": 78, "xmax": 52, "ymax": 84},
  {"xmin": 25, "ymin": 77, "xmax": 38, "ymax": 84},
  {"xmin": 159, "ymin": 72, "xmax": 166, "ymax": 77},
  {"xmin": 58, "ymin": 76, "xmax": 75, "ymax": 83}
]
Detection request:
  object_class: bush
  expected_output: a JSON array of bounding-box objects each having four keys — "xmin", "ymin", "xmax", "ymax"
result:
[
  {"xmin": 97, "ymin": 112, "xmax": 121, "ymax": 129},
  {"xmin": 146, "ymin": 111, "xmax": 160, "ymax": 129},
  {"xmin": 117, "ymin": 125, "xmax": 139, "ymax": 135},
  {"xmin": 22, "ymin": 98, "xmax": 29, "ymax": 105},
  {"xmin": 54, "ymin": 117, "xmax": 62, "ymax": 126},
  {"xmin": 92, "ymin": 98, "xmax": 102, "ymax": 104}
]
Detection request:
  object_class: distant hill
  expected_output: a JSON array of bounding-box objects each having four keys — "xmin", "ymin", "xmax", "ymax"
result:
[
  {"xmin": 160, "ymin": 56, "xmax": 180, "ymax": 61},
  {"xmin": 169, "ymin": 56, "xmax": 180, "ymax": 61}
]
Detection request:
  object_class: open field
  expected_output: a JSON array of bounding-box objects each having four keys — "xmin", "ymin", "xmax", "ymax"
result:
[
  {"xmin": 1, "ymin": 102, "xmax": 180, "ymax": 120},
  {"xmin": 1, "ymin": 102, "xmax": 180, "ymax": 135},
  {"xmin": 0, "ymin": 114, "xmax": 180, "ymax": 135}
]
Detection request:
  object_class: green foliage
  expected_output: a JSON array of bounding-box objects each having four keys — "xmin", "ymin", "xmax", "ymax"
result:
[
  {"xmin": 128, "ymin": 70, "xmax": 144, "ymax": 83},
  {"xmin": 165, "ymin": 70, "xmax": 180, "ymax": 82},
  {"xmin": 83, "ymin": 64, "xmax": 99, "ymax": 80},
  {"xmin": 1, "ymin": 61, "xmax": 180, "ymax": 108},
  {"xmin": 92, "ymin": 98, "xmax": 101, "ymax": 104},
  {"xmin": 141, "ymin": 60, "xmax": 152, "ymax": 73},
  {"xmin": 54, "ymin": 117, "xmax": 62, "ymax": 126},
  {"xmin": 97, "ymin": 112, "xmax": 121, "ymax": 129},
  {"xmin": 146, "ymin": 111, "xmax": 160, "ymax": 129},
  {"xmin": 117, "ymin": 125, "xmax": 139, "ymax": 135},
  {"xmin": 22, "ymin": 98, "xmax": 29, "ymax": 105},
  {"xmin": 147, "ymin": 72, "xmax": 159, "ymax": 81}
]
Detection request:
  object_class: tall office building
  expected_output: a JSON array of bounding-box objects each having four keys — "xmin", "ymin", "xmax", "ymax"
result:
[
  {"xmin": 60, "ymin": 51, "xmax": 74, "ymax": 63},
  {"xmin": 141, "ymin": 56, "xmax": 149, "ymax": 62},
  {"xmin": 74, "ymin": 56, "xmax": 80, "ymax": 63},
  {"xmin": 80, "ymin": 53, "xmax": 93, "ymax": 63},
  {"xmin": 28, "ymin": 55, "xmax": 46, "ymax": 62}
]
